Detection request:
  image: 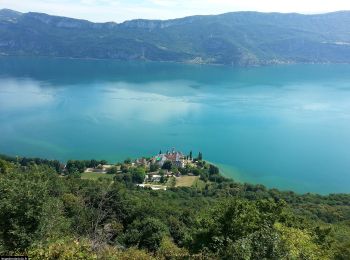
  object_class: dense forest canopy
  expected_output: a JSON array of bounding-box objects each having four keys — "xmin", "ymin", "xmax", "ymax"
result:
[{"xmin": 0, "ymin": 154, "xmax": 349, "ymax": 259}]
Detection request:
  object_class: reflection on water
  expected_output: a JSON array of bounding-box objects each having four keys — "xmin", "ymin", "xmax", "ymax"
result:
[
  {"xmin": 94, "ymin": 82, "xmax": 200, "ymax": 123},
  {"xmin": 0, "ymin": 78, "xmax": 56, "ymax": 111},
  {"xmin": 1, "ymin": 57, "xmax": 350, "ymax": 194}
]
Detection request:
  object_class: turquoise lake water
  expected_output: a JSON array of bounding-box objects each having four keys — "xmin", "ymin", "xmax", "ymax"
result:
[{"xmin": 1, "ymin": 57, "xmax": 350, "ymax": 194}]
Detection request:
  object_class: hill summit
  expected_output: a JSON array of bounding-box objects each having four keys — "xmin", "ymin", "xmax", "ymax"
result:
[{"xmin": 1, "ymin": 9, "xmax": 350, "ymax": 65}]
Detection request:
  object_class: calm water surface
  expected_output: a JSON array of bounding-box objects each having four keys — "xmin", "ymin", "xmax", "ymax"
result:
[{"xmin": 1, "ymin": 57, "xmax": 350, "ymax": 194}]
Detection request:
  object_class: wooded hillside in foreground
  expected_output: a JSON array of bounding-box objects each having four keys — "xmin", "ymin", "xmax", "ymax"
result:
[{"xmin": 0, "ymin": 156, "xmax": 349, "ymax": 259}]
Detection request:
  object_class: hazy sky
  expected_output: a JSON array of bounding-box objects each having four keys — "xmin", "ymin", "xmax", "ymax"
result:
[{"xmin": 1, "ymin": 0, "xmax": 350, "ymax": 22}]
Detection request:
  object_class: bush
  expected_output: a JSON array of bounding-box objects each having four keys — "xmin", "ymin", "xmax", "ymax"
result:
[
  {"xmin": 124, "ymin": 218, "xmax": 168, "ymax": 252},
  {"xmin": 107, "ymin": 166, "xmax": 118, "ymax": 175}
]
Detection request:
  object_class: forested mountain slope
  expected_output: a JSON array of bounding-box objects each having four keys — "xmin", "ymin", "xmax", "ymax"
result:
[{"xmin": 1, "ymin": 9, "xmax": 350, "ymax": 65}]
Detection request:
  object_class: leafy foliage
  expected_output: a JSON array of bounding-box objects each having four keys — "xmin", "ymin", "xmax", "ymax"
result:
[{"xmin": 0, "ymin": 157, "xmax": 349, "ymax": 259}]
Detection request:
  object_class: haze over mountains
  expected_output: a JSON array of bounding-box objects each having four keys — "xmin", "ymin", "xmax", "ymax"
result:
[{"xmin": 1, "ymin": 8, "xmax": 350, "ymax": 65}]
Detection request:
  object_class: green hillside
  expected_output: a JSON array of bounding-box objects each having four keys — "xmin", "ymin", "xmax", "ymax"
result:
[
  {"xmin": 0, "ymin": 155, "xmax": 349, "ymax": 259},
  {"xmin": 1, "ymin": 9, "xmax": 350, "ymax": 65}
]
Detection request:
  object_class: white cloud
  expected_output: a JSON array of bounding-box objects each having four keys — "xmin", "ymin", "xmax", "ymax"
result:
[{"xmin": 0, "ymin": 0, "xmax": 350, "ymax": 22}]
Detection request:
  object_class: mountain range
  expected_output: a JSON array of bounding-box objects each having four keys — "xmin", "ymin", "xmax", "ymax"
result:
[{"xmin": 1, "ymin": 8, "xmax": 350, "ymax": 65}]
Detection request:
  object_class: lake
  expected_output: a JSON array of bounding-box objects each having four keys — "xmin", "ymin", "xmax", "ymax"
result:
[{"xmin": 1, "ymin": 56, "xmax": 350, "ymax": 194}]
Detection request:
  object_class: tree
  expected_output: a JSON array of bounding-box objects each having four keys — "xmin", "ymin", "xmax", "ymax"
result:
[
  {"xmin": 125, "ymin": 218, "xmax": 168, "ymax": 252},
  {"xmin": 192, "ymin": 168, "xmax": 202, "ymax": 176},
  {"xmin": 160, "ymin": 175, "xmax": 166, "ymax": 184},
  {"xmin": 0, "ymin": 153, "xmax": 347, "ymax": 259},
  {"xmin": 0, "ymin": 166, "xmax": 68, "ymax": 251},
  {"xmin": 225, "ymin": 227, "xmax": 285, "ymax": 259},
  {"xmin": 192, "ymin": 199, "xmax": 286, "ymax": 256},
  {"xmin": 159, "ymin": 171, "xmax": 166, "ymax": 184},
  {"xmin": 150, "ymin": 163, "xmax": 159, "ymax": 172},
  {"xmin": 66, "ymin": 160, "xmax": 85, "ymax": 174},
  {"xmin": 189, "ymin": 151, "xmax": 193, "ymax": 160},
  {"xmin": 158, "ymin": 237, "xmax": 189, "ymax": 259},
  {"xmin": 124, "ymin": 158, "xmax": 132, "ymax": 164},
  {"xmin": 209, "ymin": 164, "xmax": 219, "ymax": 176},
  {"xmin": 196, "ymin": 160, "xmax": 205, "ymax": 168},
  {"xmin": 275, "ymin": 223, "xmax": 330, "ymax": 259},
  {"xmin": 100, "ymin": 160, "xmax": 108, "ymax": 165},
  {"xmin": 171, "ymin": 167, "xmax": 179, "ymax": 175},
  {"xmin": 0, "ymin": 159, "xmax": 9, "ymax": 174},
  {"xmin": 120, "ymin": 164, "xmax": 128, "ymax": 173},
  {"xmin": 89, "ymin": 159, "xmax": 98, "ymax": 168},
  {"xmin": 162, "ymin": 161, "xmax": 172, "ymax": 171},
  {"xmin": 114, "ymin": 174, "xmax": 124, "ymax": 183},
  {"xmin": 123, "ymin": 173, "xmax": 133, "ymax": 184},
  {"xmin": 107, "ymin": 166, "xmax": 118, "ymax": 175},
  {"xmin": 132, "ymin": 168, "xmax": 146, "ymax": 184},
  {"xmin": 198, "ymin": 152, "xmax": 203, "ymax": 161}
]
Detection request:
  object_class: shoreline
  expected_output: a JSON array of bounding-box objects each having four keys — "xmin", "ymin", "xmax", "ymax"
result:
[
  {"xmin": 0, "ymin": 152, "xmax": 344, "ymax": 195},
  {"xmin": 3, "ymin": 54, "xmax": 350, "ymax": 68}
]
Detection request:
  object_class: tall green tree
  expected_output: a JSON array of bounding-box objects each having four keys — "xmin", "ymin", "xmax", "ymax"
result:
[
  {"xmin": 192, "ymin": 199, "xmax": 287, "ymax": 257},
  {"xmin": 124, "ymin": 218, "xmax": 168, "ymax": 252},
  {"xmin": 0, "ymin": 166, "xmax": 68, "ymax": 252},
  {"xmin": 209, "ymin": 164, "xmax": 219, "ymax": 175},
  {"xmin": 162, "ymin": 161, "xmax": 172, "ymax": 171},
  {"xmin": 198, "ymin": 152, "xmax": 203, "ymax": 161}
]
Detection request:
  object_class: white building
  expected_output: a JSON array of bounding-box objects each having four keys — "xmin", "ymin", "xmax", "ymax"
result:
[{"xmin": 152, "ymin": 148, "xmax": 185, "ymax": 168}]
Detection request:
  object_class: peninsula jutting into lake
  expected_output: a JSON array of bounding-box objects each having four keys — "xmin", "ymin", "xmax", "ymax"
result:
[
  {"xmin": 1, "ymin": 57, "xmax": 350, "ymax": 194},
  {"xmin": 1, "ymin": 151, "xmax": 350, "ymax": 259}
]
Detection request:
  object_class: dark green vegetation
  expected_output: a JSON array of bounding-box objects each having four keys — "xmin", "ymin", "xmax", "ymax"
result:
[
  {"xmin": 2, "ymin": 9, "xmax": 350, "ymax": 65},
  {"xmin": 0, "ymin": 155, "xmax": 349, "ymax": 259}
]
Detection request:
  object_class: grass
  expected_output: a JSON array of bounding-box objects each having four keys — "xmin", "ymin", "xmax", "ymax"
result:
[
  {"xmin": 81, "ymin": 172, "xmax": 114, "ymax": 181},
  {"xmin": 193, "ymin": 178, "xmax": 207, "ymax": 189},
  {"xmin": 175, "ymin": 176, "xmax": 199, "ymax": 187},
  {"xmin": 166, "ymin": 176, "xmax": 176, "ymax": 188}
]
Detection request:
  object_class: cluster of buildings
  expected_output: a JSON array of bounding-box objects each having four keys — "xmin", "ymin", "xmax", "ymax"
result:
[
  {"xmin": 135, "ymin": 148, "xmax": 189, "ymax": 186},
  {"xmin": 84, "ymin": 164, "xmax": 114, "ymax": 174},
  {"xmin": 80, "ymin": 148, "xmax": 200, "ymax": 191},
  {"xmin": 150, "ymin": 148, "xmax": 186, "ymax": 168},
  {"xmin": 135, "ymin": 148, "xmax": 187, "ymax": 169},
  {"xmin": 136, "ymin": 184, "xmax": 167, "ymax": 191}
]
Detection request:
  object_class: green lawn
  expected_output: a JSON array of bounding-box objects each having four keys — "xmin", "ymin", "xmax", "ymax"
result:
[
  {"xmin": 175, "ymin": 176, "xmax": 199, "ymax": 187},
  {"xmin": 193, "ymin": 178, "xmax": 207, "ymax": 189},
  {"xmin": 81, "ymin": 172, "xmax": 114, "ymax": 181},
  {"xmin": 166, "ymin": 176, "xmax": 176, "ymax": 188}
]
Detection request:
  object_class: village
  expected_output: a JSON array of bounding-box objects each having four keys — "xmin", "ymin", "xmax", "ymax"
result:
[{"xmin": 83, "ymin": 148, "xmax": 210, "ymax": 190}]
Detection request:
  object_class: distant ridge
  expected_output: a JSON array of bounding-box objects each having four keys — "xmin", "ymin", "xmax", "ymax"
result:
[
  {"xmin": 1, "ymin": 8, "xmax": 350, "ymax": 65},
  {"xmin": 0, "ymin": 8, "xmax": 22, "ymax": 20}
]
